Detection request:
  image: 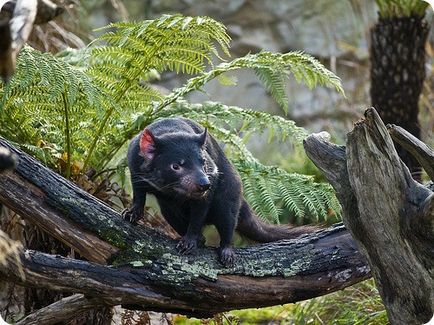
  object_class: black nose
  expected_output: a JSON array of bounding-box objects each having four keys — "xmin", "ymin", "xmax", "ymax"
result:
[
  {"xmin": 197, "ymin": 178, "xmax": 210, "ymax": 192},
  {"xmin": 198, "ymin": 183, "xmax": 210, "ymax": 191}
]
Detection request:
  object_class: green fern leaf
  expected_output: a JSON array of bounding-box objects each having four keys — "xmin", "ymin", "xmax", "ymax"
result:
[
  {"xmin": 144, "ymin": 50, "xmax": 344, "ymax": 120},
  {"xmin": 83, "ymin": 14, "xmax": 231, "ymax": 169},
  {"xmin": 0, "ymin": 47, "xmax": 110, "ymax": 174}
]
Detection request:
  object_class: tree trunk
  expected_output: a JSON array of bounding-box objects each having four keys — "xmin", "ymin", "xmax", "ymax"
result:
[
  {"xmin": 304, "ymin": 108, "xmax": 433, "ymax": 325},
  {"xmin": 370, "ymin": 15, "xmax": 428, "ymax": 180},
  {"xmin": 0, "ymin": 136, "xmax": 371, "ymax": 321}
]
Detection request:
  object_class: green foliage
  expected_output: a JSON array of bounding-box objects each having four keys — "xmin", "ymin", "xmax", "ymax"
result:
[
  {"xmin": 235, "ymin": 160, "xmax": 341, "ymax": 222},
  {"xmin": 173, "ymin": 280, "xmax": 387, "ymax": 324},
  {"xmin": 228, "ymin": 280, "xmax": 387, "ymax": 325},
  {"xmin": 375, "ymin": 0, "xmax": 428, "ymax": 18},
  {"xmin": 284, "ymin": 279, "xmax": 388, "ymax": 324},
  {"xmin": 0, "ymin": 14, "xmax": 344, "ymax": 223},
  {"xmin": 0, "ymin": 47, "xmax": 109, "ymax": 176},
  {"xmin": 160, "ymin": 100, "xmax": 308, "ymax": 144},
  {"xmin": 85, "ymin": 14, "xmax": 230, "ymax": 169},
  {"xmin": 148, "ymin": 50, "xmax": 344, "ymax": 117}
]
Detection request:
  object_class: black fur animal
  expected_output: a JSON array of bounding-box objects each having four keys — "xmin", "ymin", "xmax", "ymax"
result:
[{"xmin": 123, "ymin": 118, "xmax": 312, "ymax": 266}]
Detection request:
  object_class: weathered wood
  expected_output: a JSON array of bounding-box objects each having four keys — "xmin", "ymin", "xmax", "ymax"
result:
[
  {"xmin": 0, "ymin": 0, "xmax": 64, "ymax": 25},
  {"xmin": 15, "ymin": 294, "xmax": 102, "ymax": 325},
  {"xmin": 304, "ymin": 108, "xmax": 434, "ymax": 325},
  {"xmin": 0, "ymin": 229, "xmax": 369, "ymax": 317},
  {"xmin": 0, "ymin": 136, "xmax": 371, "ymax": 316},
  {"xmin": 0, "ymin": 167, "xmax": 118, "ymax": 264},
  {"xmin": 0, "ymin": 0, "xmax": 64, "ymax": 82},
  {"xmin": 388, "ymin": 123, "xmax": 434, "ymax": 181}
]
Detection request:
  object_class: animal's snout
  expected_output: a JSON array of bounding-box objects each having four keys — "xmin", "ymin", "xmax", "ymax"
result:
[
  {"xmin": 197, "ymin": 183, "xmax": 210, "ymax": 192},
  {"xmin": 197, "ymin": 177, "xmax": 210, "ymax": 192}
]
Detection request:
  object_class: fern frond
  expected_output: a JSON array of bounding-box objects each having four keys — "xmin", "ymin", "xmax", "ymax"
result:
[
  {"xmin": 89, "ymin": 14, "xmax": 230, "ymax": 98},
  {"xmin": 254, "ymin": 67, "xmax": 288, "ymax": 112},
  {"xmin": 100, "ymin": 46, "xmax": 342, "ymax": 162},
  {"xmin": 156, "ymin": 100, "xmax": 308, "ymax": 144},
  {"xmin": 234, "ymin": 159, "xmax": 341, "ymax": 223},
  {"xmin": 84, "ymin": 14, "xmax": 230, "ymax": 169},
  {"xmin": 148, "ymin": 50, "xmax": 344, "ymax": 117},
  {"xmin": 0, "ymin": 47, "xmax": 110, "ymax": 172}
]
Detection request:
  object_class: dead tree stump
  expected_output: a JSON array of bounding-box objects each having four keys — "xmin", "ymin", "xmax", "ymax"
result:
[{"xmin": 304, "ymin": 108, "xmax": 433, "ymax": 325}]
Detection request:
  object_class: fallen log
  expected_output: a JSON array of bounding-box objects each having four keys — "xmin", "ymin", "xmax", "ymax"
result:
[{"xmin": 0, "ymin": 136, "xmax": 370, "ymax": 319}]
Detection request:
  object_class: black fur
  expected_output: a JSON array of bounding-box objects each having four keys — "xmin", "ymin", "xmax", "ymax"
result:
[{"xmin": 124, "ymin": 118, "xmax": 313, "ymax": 267}]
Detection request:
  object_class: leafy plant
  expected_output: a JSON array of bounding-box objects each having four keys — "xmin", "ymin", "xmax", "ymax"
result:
[
  {"xmin": 375, "ymin": 0, "xmax": 428, "ymax": 18},
  {"xmin": 0, "ymin": 47, "xmax": 110, "ymax": 177},
  {"xmin": 88, "ymin": 46, "xmax": 344, "ymax": 173},
  {"xmin": 228, "ymin": 280, "xmax": 387, "ymax": 325},
  {"xmin": 84, "ymin": 14, "xmax": 231, "ymax": 169},
  {"xmin": 0, "ymin": 13, "xmax": 344, "ymax": 223}
]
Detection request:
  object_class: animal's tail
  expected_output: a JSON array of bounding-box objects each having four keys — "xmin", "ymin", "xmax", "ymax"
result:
[{"xmin": 236, "ymin": 199, "xmax": 317, "ymax": 242}]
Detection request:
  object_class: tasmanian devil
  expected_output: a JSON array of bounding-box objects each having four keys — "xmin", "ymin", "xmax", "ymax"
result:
[{"xmin": 123, "ymin": 117, "xmax": 313, "ymax": 266}]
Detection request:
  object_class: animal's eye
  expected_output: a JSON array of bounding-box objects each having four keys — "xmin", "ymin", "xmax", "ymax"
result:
[{"xmin": 171, "ymin": 163, "xmax": 181, "ymax": 171}]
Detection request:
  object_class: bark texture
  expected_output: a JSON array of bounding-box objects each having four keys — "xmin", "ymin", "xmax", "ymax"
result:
[
  {"xmin": 15, "ymin": 294, "xmax": 102, "ymax": 325},
  {"xmin": 370, "ymin": 16, "xmax": 429, "ymax": 180},
  {"xmin": 0, "ymin": 136, "xmax": 371, "ymax": 321},
  {"xmin": 304, "ymin": 108, "xmax": 434, "ymax": 325},
  {"xmin": 0, "ymin": 0, "xmax": 64, "ymax": 82}
]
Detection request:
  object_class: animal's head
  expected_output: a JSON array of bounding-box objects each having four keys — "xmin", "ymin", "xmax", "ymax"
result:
[{"xmin": 139, "ymin": 128, "xmax": 217, "ymax": 199}]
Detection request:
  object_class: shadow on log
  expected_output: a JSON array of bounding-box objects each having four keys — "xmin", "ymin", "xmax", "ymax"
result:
[
  {"xmin": 0, "ymin": 136, "xmax": 371, "ymax": 322},
  {"xmin": 304, "ymin": 108, "xmax": 433, "ymax": 325}
]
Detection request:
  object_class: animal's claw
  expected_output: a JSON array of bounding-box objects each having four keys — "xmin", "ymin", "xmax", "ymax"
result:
[
  {"xmin": 122, "ymin": 207, "xmax": 143, "ymax": 224},
  {"xmin": 218, "ymin": 246, "xmax": 235, "ymax": 268},
  {"xmin": 176, "ymin": 235, "xmax": 198, "ymax": 255}
]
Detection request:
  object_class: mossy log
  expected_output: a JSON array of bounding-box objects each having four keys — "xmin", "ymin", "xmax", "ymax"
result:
[
  {"xmin": 304, "ymin": 108, "xmax": 433, "ymax": 325},
  {"xmin": 0, "ymin": 136, "xmax": 370, "ymax": 321}
]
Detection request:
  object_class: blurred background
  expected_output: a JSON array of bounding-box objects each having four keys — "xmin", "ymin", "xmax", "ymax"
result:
[{"xmin": 36, "ymin": 0, "xmax": 433, "ymax": 150}]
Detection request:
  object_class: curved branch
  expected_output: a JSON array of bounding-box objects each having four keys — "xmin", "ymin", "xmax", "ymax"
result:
[
  {"xmin": 15, "ymin": 294, "xmax": 103, "ymax": 325},
  {"xmin": 387, "ymin": 123, "xmax": 434, "ymax": 181}
]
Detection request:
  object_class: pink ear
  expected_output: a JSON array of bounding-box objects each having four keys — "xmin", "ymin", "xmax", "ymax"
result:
[{"xmin": 139, "ymin": 129, "xmax": 156, "ymax": 160}]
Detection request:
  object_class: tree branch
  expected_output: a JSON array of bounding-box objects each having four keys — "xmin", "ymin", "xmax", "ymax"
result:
[
  {"xmin": 0, "ymin": 230, "xmax": 369, "ymax": 317},
  {"xmin": 0, "ymin": 166, "xmax": 118, "ymax": 264},
  {"xmin": 15, "ymin": 294, "xmax": 103, "ymax": 325},
  {"xmin": 387, "ymin": 123, "xmax": 434, "ymax": 181},
  {"xmin": 0, "ymin": 136, "xmax": 371, "ymax": 316}
]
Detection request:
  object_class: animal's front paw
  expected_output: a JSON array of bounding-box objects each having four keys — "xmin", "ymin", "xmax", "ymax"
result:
[
  {"xmin": 176, "ymin": 235, "xmax": 198, "ymax": 255},
  {"xmin": 218, "ymin": 246, "xmax": 235, "ymax": 268},
  {"xmin": 122, "ymin": 207, "xmax": 143, "ymax": 225}
]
